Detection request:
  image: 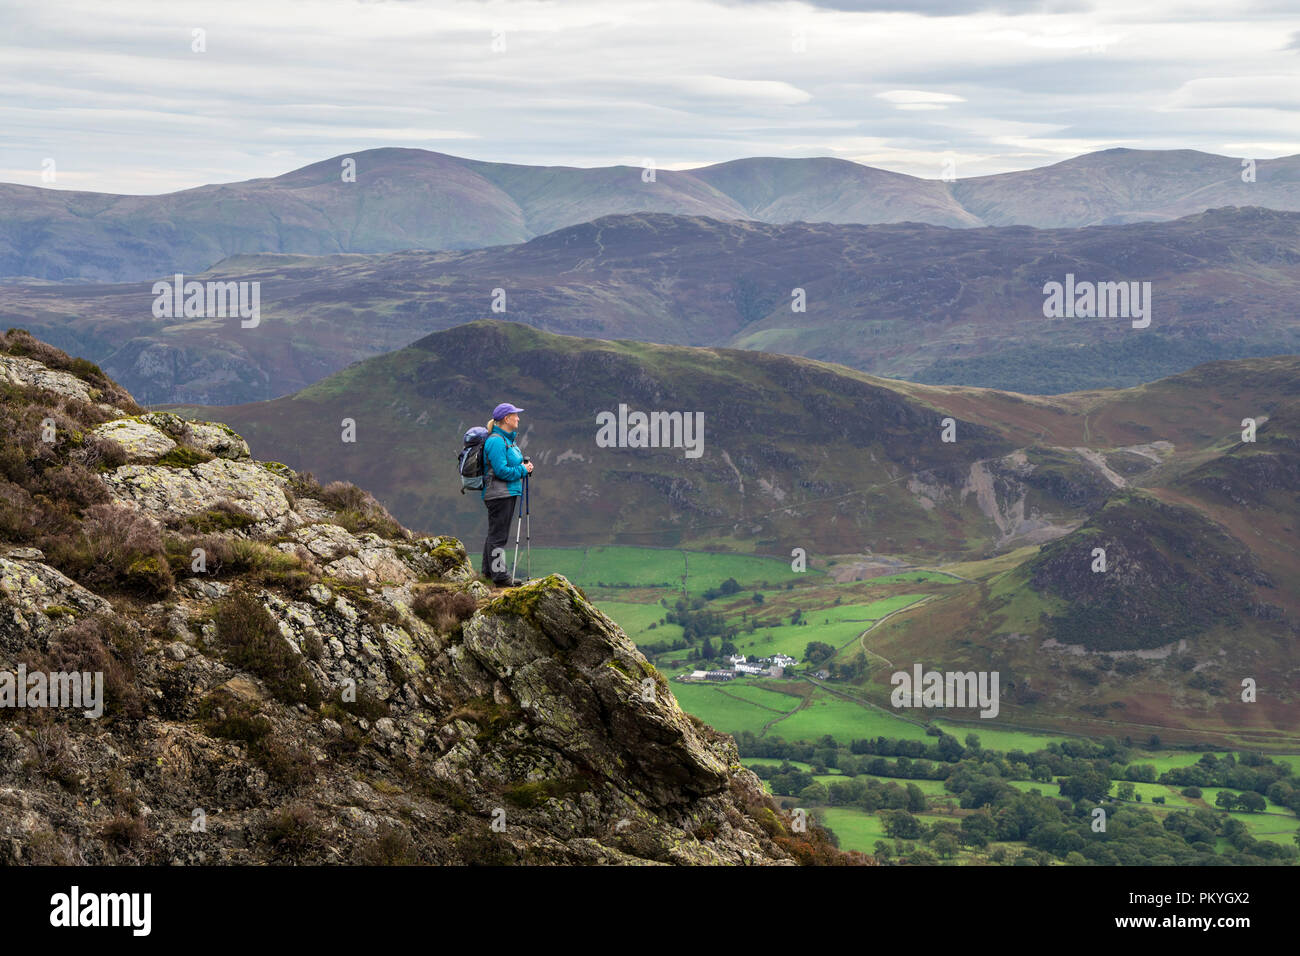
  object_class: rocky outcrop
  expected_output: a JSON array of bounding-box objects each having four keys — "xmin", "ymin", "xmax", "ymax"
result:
[
  {"xmin": 91, "ymin": 412, "xmax": 252, "ymax": 464},
  {"xmin": 0, "ymin": 553, "xmax": 113, "ymax": 653},
  {"xmin": 0, "ymin": 354, "xmax": 98, "ymax": 405},
  {"xmin": 102, "ymin": 458, "xmax": 300, "ymax": 532},
  {"xmin": 92, "ymin": 418, "xmax": 178, "ymax": 461},
  {"xmin": 183, "ymin": 421, "xmax": 251, "ymax": 460}
]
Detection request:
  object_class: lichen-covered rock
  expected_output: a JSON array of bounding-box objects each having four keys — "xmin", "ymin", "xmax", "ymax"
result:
[
  {"xmin": 185, "ymin": 421, "xmax": 250, "ymax": 460},
  {"xmin": 102, "ymin": 457, "xmax": 300, "ymax": 531},
  {"xmin": 289, "ymin": 525, "xmax": 476, "ymax": 587},
  {"xmin": 459, "ymin": 576, "xmax": 729, "ymax": 809},
  {"xmin": 292, "ymin": 522, "xmax": 363, "ymax": 561},
  {"xmin": 0, "ymin": 354, "xmax": 97, "ymax": 404},
  {"xmin": 290, "ymin": 497, "xmax": 335, "ymax": 523},
  {"xmin": 90, "ymin": 413, "xmax": 251, "ymax": 465},
  {"xmin": 401, "ymin": 536, "xmax": 475, "ymax": 582},
  {"xmin": 3, "ymin": 548, "xmax": 44, "ymax": 561},
  {"xmin": 139, "ymin": 412, "xmax": 250, "ymax": 460},
  {"xmin": 292, "ymin": 524, "xmax": 415, "ymax": 585},
  {"xmin": 178, "ymin": 577, "xmax": 231, "ymax": 601},
  {"xmin": 91, "ymin": 418, "xmax": 177, "ymax": 462},
  {"xmin": 0, "ymin": 556, "xmax": 113, "ymax": 653}
]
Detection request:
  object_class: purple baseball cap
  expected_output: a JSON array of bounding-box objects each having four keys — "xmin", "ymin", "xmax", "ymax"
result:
[{"xmin": 493, "ymin": 402, "xmax": 525, "ymax": 420}]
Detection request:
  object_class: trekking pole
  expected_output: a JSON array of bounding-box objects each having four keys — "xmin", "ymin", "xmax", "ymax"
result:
[
  {"xmin": 511, "ymin": 488, "xmax": 524, "ymax": 582},
  {"xmin": 525, "ymin": 474, "xmax": 531, "ymax": 581}
]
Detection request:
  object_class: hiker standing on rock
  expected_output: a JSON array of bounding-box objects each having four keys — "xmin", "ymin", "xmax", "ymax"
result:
[{"xmin": 481, "ymin": 402, "xmax": 533, "ymax": 587}]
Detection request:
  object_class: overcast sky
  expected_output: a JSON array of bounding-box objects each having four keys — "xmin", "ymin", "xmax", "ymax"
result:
[{"xmin": 2, "ymin": 0, "xmax": 1298, "ymax": 194}]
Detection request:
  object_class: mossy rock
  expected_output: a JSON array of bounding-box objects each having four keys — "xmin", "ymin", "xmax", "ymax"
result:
[
  {"xmin": 487, "ymin": 575, "xmax": 568, "ymax": 621},
  {"xmin": 430, "ymin": 541, "xmax": 466, "ymax": 563},
  {"xmin": 502, "ymin": 777, "xmax": 592, "ymax": 809},
  {"xmin": 155, "ymin": 445, "xmax": 215, "ymax": 468},
  {"xmin": 186, "ymin": 507, "xmax": 258, "ymax": 533}
]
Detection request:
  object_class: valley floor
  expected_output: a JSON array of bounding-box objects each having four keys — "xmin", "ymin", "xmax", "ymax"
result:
[{"xmin": 532, "ymin": 545, "xmax": 1300, "ymax": 865}]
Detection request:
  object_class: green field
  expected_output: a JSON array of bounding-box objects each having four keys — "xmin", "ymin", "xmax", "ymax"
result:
[
  {"xmin": 770, "ymin": 694, "xmax": 931, "ymax": 745},
  {"xmin": 1007, "ymin": 779, "xmax": 1204, "ymax": 809},
  {"xmin": 530, "ymin": 546, "xmax": 817, "ymax": 590},
  {"xmin": 1228, "ymin": 811, "xmax": 1300, "ymax": 845},
  {"xmin": 592, "ymin": 600, "xmax": 667, "ymax": 630},
  {"xmin": 859, "ymin": 571, "xmax": 955, "ymax": 586},
  {"xmin": 669, "ymin": 682, "xmax": 795, "ymax": 735},
  {"xmin": 719, "ymin": 682, "xmax": 805, "ymax": 712},
  {"xmin": 1125, "ymin": 782, "xmax": 1201, "ymax": 807},
  {"xmin": 933, "ymin": 722, "xmax": 1067, "ymax": 752},
  {"xmin": 818, "ymin": 807, "xmax": 889, "ymax": 851},
  {"xmin": 808, "ymin": 808, "xmax": 964, "ymax": 855},
  {"xmin": 592, "ymin": 600, "xmax": 683, "ymax": 644},
  {"xmin": 680, "ymin": 682, "xmax": 938, "ymax": 745},
  {"xmin": 1124, "ymin": 751, "xmax": 1231, "ymax": 773},
  {"xmin": 795, "ymin": 600, "xmax": 910, "ymax": 624},
  {"xmin": 848, "ymin": 594, "xmax": 932, "ymax": 620},
  {"xmin": 808, "ymin": 781, "xmax": 1300, "ymax": 857},
  {"xmin": 729, "ymin": 594, "xmax": 930, "ymax": 658},
  {"xmin": 744, "ymin": 757, "xmax": 814, "ymax": 771},
  {"xmin": 733, "ymin": 619, "xmax": 871, "ymax": 658},
  {"xmin": 1008, "ymin": 780, "xmax": 1061, "ymax": 797}
]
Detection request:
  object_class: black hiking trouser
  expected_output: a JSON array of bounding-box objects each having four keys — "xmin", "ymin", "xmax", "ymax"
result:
[{"xmin": 482, "ymin": 495, "xmax": 518, "ymax": 583}]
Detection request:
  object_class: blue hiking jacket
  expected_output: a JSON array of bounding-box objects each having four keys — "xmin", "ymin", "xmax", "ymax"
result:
[{"xmin": 481, "ymin": 424, "xmax": 527, "ymax": 500}]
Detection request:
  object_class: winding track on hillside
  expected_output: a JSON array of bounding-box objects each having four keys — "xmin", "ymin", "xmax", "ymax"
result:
[
  {"xmin": 855, "ymin": 594, "xmax": 936, "ymax": 668},
  {"xmin": 753, "ymin": 596, "xmax": 941, "ymax": 737}
]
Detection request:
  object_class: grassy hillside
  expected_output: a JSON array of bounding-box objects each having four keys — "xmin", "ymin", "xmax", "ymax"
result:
[{"xmin": 165, "ymin": 319, "xmax": 1184, "ymax": 555}]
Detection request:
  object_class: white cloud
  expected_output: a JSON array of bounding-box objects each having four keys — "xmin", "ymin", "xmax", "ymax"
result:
[
  {"xmin": 1165, "ymin": 75, "xmax": 1300, "ymax": 111},
  {"xmin": 0, "ymin": 0, "xmax": 1296, "ymax": 192},
  {"xmin": 876, "ymin": 90, "xmax": 966, "ymax": 111},
  {"xmin": 666, "ymin": 75, "xmax": 814, "ymax": 105}
]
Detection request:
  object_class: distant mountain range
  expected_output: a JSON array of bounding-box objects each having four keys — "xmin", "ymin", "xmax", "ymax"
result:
[
  {"xmin": 4, "ymin": 206, "xmax": 1298, "ymax": 403},
  {"xmin": 3, "ymin": 146, "xmax": 1299, "ymax": 283}
]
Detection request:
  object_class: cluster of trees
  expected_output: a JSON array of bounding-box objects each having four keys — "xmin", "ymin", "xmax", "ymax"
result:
[
  {"xmin": 1160, "ymin": 752, "xmax": 1300, "ymax": 815},
  {"xmin": 664, "ymin": 606, "xmax": 732, "ymax": 642},
  {"xmin": 688, "ymin": 637, "xmax": 742, "ymax": 661},
  {"xmin": 912, "ymin": 765, "xmax": 1294, "ymax": 865},
  {"xmin": 1114, "ymin": 781, "xmax": 1164, "ymax": 803},
  {"xmin": 750, "ymin": 761, "xmax": 929, "ymax": 812},
  {"xmin": 636, "ymin": 636, "xmax": 689, "ymax": 657},
  {"xmin": 803, "ymin": 641, "xmax": 835, "ymax": 664},
  {"xmin": 1215, "ymin": 790, "xmax": 1268, "ymax": 812},
  {"xmin": 739, "ymin": 732, "xmax": 1300, "ymax": 865},
  {"xmin": 742, "ymin": 730, "xmax": 985, "ymax": 768},
  {"xmin": 823, "ymin": 658, "xmax": 869, "ymax": 681},
  {"xmin": 700, "ymin": 578, "xmax": 742, "ymax": 601}
]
